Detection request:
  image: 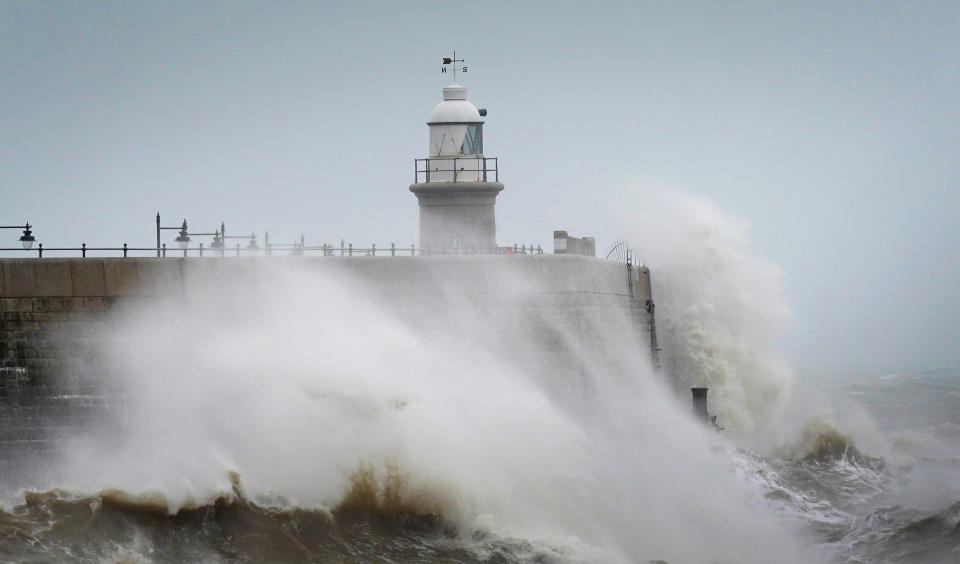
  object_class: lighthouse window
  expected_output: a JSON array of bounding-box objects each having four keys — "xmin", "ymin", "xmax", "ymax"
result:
[{"xmin": 461, "ymin": 124, "xmax": 483, "ymax": 155}]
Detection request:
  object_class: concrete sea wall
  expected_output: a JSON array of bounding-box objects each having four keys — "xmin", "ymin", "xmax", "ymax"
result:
[{"xmin": 0, "ymin": 255, "xmax": 655, "ymax": 463}]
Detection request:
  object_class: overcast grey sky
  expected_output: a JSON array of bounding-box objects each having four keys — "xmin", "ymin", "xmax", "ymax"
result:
[{"xmin": 1, "ymin": 1, "xmax": 957, "ymax": 368}]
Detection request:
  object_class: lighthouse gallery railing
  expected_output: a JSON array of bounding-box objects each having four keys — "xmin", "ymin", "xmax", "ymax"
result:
[{"xmin": 414, "ymin": 157, "xmax": 498, "ymax": 183}]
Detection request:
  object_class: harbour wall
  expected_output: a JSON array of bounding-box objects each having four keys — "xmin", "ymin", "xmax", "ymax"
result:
[{"xmin": 0, "ymin": 256, "xmax": 655, "ymax": 466}]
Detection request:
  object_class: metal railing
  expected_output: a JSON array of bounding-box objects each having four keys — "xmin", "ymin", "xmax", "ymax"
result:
[
  {"xmin": 0, "ymin": 242, "xmax": 544, "ymax": 258},
  {"xmin": 414, "ymin": 157, "xmax": 498, "ymax": 183}
]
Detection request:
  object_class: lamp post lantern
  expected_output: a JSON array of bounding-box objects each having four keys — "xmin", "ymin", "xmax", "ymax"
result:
[
  {"xmin": 0, "ymin": 223, "xmax": 37, "ymax": 250},
  {"xmin": 19, "ymin": 224, "xmax": 35, "ymax": 249},
  {"xmin": 174, "ymin": 220, "xmax": 191, "ymax": 250}
]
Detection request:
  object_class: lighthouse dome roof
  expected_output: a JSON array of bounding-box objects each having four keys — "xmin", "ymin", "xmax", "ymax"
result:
[{"xmin": 428, "ymin": 84, "xmax": 483, "ymax": 124}]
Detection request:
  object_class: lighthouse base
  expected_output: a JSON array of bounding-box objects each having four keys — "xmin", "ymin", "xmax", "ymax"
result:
[{"xmin": 409, "ymin": 181, "xmax": 504, "ymax": 253}]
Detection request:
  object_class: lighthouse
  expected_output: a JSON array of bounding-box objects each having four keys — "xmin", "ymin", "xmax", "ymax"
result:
[{"xmin": 409, "ymin": 60, "xmax": 504, "ymax": 252}]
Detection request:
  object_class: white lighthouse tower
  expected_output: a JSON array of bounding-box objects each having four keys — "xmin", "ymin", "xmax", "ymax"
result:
[{"xmin": 409, "ymin": 58, "xmax": 504, "ymax": 252}]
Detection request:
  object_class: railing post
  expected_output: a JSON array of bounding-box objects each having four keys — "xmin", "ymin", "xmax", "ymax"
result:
[
  {"xmin": 38, "ymin": 243, "xmax": 42, "ymax": 258},
  {"xmin": 156, "ymin": 212, "xmax": 161, "ymax": 257},
  {"xmin": 82, "ymin": 243, "xmax": 86, "ymax": 258},
  {"xmin": 162, "ymin": 243, "xmax": 167, "ymax": 257},
  {"xmin": 391, "ymin": 243, "xmax": 396, "ymax": 256},
  {"xmin": 123, "ymin": 243, "xmax": 128, "ymax": 258}
]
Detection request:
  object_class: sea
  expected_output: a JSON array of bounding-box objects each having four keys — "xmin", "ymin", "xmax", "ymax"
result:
[{"xmin": 780, "ymin": 364, "xmax": 960, "ymax": 564}]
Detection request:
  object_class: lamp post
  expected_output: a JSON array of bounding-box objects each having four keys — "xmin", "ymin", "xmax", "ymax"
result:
[
  {"xmin": 156, "ymin": 213, "xmax": 193, "ymax": 257},
  {"xmin": 156, "ymin": 216, "xmax": 259, "ymax": 257},
  {"xmin": 157, "ymin": 214, "xmax": 224, "ymax": 257},
  {"xmin": 194, "ymin": 221, "xmax": 231, "ymax": 256},
  {"xmin": 0, "ymin": 223, "xmax": 36, "ymax": 250},
  {"xmin": 218, "ymin": 222, "xmax": 259, "ymax": 256}
]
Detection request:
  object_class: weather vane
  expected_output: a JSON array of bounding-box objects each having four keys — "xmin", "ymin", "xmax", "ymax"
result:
[{"xmin": 441, "ymin": 50, "xmax": 466, "ymax": 83}]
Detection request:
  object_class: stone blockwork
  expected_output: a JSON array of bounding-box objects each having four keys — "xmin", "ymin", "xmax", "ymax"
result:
[
  {"xmin": 0, "ymin": 295, "xmax": 116, "ymax": 457},
  {"xmin": 0, "ymin": 258, "xmax": 172, "ymax": 464},
  {"xmin": 0, "ymin": 256, "xmax": 656, "ymax": 464}
]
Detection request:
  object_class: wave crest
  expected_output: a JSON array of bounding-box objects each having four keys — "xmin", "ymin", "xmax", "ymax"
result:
[
  {"xmin": 0, "ymin": 470, "xmax": 491, "ymax": 563},
  {"xmin": 784, "ymin": 419, "xmax": 877, "ymax": 465},
  {"xmin": 337, "ymin": 461, "xmax": 460, "ymax": 529}
]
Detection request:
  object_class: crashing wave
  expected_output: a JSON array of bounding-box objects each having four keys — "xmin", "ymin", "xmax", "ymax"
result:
[
  {"xmin": 780, "ymin": 419, "xmax": 884, "ymax": 469},
  {"xmin": 0, "ymin": 470, "xmax": 601, "ymax": 564}
]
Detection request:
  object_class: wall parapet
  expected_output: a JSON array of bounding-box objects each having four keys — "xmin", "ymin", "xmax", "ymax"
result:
[{"xmin": 0, "ymin": 255, "xmax": 633, "ymax": 300}]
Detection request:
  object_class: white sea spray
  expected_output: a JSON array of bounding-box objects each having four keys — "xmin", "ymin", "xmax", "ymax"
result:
[{"xmin": 16, "ymin": 257, "xmax": 812, "ymax": 564}]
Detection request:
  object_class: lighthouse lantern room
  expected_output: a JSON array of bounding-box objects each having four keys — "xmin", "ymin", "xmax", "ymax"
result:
[{"xmin": 426, "ymin": 84, "xmax": 485, "ymax": 180}]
